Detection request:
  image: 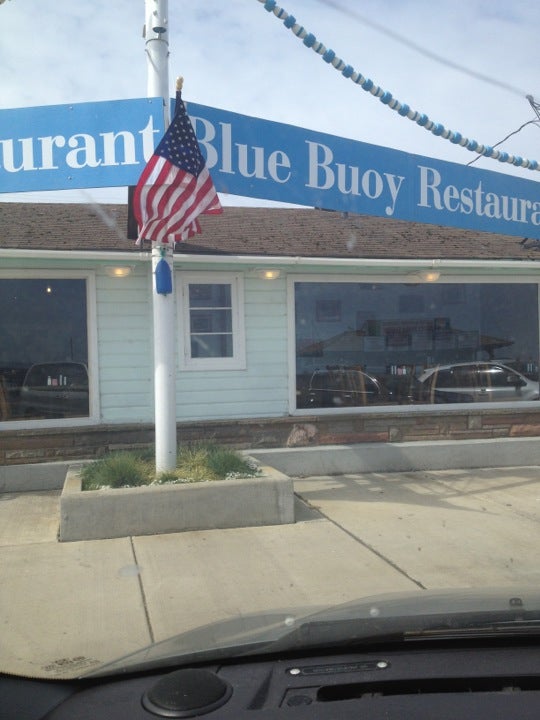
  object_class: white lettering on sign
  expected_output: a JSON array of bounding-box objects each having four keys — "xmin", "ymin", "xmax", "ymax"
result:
[
  {"xmin": 305, "ymin": 141, "xmax": 405, "ymax": 216},
  {"xmin": 192, "ymin": 117, "xmax": 292, "ymax": 184},
  {"xmin": 0, "ymin": 115, "xmax": 160, "ymax": 173},
  {"xmin": 3, "ymin": 98, "xmax": 539, "ymax": 240},
  {"xmin": 418, "ymin": 165, "xmax": 540, "ymax": 226},
  {"xmin": 1, "ymin": 137, "xmax": 37, "ymax": 172},
  {"xmin": 39, "ymin": 135, "xmax": 66, "ymax": 170}
]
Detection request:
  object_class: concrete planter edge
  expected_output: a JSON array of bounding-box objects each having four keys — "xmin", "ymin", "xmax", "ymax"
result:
[{"xmin": 59, "ymin": 461, "xmax": 295, "ymax": 542}]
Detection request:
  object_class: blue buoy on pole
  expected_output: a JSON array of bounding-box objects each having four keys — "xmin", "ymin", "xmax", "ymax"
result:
[{"xmin": 155, "ymin": 255, "xmax": 172, "ymax": 295}]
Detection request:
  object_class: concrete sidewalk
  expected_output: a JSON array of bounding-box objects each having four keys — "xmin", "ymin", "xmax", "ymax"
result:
[{"xmin": 1, "ymin": 466, "xmax": 540, "ymax": 679}]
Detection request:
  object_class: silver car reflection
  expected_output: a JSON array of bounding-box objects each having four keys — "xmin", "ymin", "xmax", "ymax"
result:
[{"xmin": 417, "ymin": 362, "xmax": 540, "ymax": 403}]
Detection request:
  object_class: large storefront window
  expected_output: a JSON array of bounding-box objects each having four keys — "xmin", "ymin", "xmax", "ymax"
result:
[
  {"xmin": 295, "ymin": 281, "xmax": 539, "ymax": 409},
  {"xmin": 0, "ymin": 278, "xmax": 89, "ymax": 421}
]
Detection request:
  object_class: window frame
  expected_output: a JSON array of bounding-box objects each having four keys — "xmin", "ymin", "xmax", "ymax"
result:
[
  {"xmin": 0, "ymin": 269, "xmax": 99, "ymax": 429},
  {"xmin": 177, "ymin": 271, "xmax": 246, "ymax": 371}
]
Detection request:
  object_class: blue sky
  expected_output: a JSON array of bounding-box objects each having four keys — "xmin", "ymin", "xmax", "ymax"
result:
[{"xmin": 1, "ymin": 0, "xmax": 539, "ymax": 205}]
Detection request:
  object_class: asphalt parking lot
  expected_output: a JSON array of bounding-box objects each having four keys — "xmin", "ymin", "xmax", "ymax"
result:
[{"xmin": 1, "ymin": 466, "xmax": 539, "ymax": 678}]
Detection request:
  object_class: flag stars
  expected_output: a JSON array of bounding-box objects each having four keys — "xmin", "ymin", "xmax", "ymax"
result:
[
  {"xmin": 155, "ymin": 101, "xmax": 205, "ymax": 176},
  {"xmin": 134, "ymin": 90, "xmax": 222, "ymax": 244}
]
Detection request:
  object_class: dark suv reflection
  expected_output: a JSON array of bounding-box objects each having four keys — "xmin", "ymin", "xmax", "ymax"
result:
[
  {"xmin": 19, "ymin": 362, "xmax": 89, "ymax": 418},
  {"xmin": 417, "ymin": 362, "xmax": 540, "ymax": 403},
  {"xmin": 305, "ymin": 368, "xmax": 388, "ymax": 408}
]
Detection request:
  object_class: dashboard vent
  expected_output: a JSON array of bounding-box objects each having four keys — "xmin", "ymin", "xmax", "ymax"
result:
[{"xmin": 317, "ymin": 676, "xmax": 540, "ymax": 701}]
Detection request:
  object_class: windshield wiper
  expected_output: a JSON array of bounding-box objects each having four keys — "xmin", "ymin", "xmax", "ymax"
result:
[{"xmin": 267, "ymin": 613, "xmax": 540, "ymax": 656}]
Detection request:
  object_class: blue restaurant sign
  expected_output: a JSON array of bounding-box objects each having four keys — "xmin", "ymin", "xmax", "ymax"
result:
[
  {"xmin": 0, "ymin": 98, "xmax": 165, "ymax": 192},
  {"xmin": 1, "ymin": 97, "xmax": 539, "ymax": 239}
]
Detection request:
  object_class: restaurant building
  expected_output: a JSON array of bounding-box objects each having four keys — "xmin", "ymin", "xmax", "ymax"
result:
[{"xmin": 2, "ymin": 202, "xmax": 540, "ymax": 465}]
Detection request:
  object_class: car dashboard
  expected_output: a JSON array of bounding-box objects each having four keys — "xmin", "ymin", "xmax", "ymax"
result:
[{"xmin": 4, "ymin": 640, "xmax": 540, "ymax": 719}]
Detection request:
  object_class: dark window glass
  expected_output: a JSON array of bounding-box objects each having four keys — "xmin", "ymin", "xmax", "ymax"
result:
[
  {"xmin": 189, "ymin": 283, "xmax": 231, "ymax": 308},
  {"xmin": 191, "ymin": 334, "xmax": 233, "ymax": 358},
  {"xmin": 454, "ymin": 367, "xmax": 478, "ymax": 388},
  {"xmin": 0, "ymin": 279, "xmax": 88, "ymax": 420},
  {"xmin": 187, "ymin": 283, "xmax": 233, "ymax": 359},
  {"xmin": 480, "ymin": 366, "xmax": 501, "ymax": 387},
  {"xmin": 295, "ymin": 282, "xmax": 539, "ymax": 408},
  {"xmin": 437, "ymin": 369, "xmax": 457, "ymax": 387}
]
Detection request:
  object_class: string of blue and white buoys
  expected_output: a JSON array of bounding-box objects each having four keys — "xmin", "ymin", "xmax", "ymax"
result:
[{"xmin": 257, "ymin": 0, "xmax": 540, "ymax": 172}]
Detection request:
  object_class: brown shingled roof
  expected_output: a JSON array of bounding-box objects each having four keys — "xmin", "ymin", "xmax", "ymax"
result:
[{"xmin": 1, "ymin": 202, "xmax": 538, "ymax": 261}]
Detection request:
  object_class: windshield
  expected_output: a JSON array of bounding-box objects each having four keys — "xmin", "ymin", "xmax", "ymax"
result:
[{"xmin": 2, "ymin": 0, "xmax": 540, "ymax": 682}]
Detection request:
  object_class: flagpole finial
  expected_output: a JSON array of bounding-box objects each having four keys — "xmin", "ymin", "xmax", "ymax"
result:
[{"xmin": 176, "ymin": 76, "xmax": 184, "ymax": 91}]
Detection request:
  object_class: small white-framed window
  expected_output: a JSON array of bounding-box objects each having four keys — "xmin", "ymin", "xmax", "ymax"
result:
[{"xmin": 178, "ymin": 272, "xmax": 246, "ymax": 370}]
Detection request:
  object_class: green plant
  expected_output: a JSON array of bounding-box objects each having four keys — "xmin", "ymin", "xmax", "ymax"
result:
[
  {"xmin": 175, "ymin": 445, "xmax": 219, "ymax": 482},
  {"xmin": 81, "ymin": 443, "xmax": 258, "ymax": 490},
  {"xmin": 176, "ymin": 443, "xmax": 259, "ymax": 481},
  {"xmin": 205, "ymin": 445, "xmax": 258, "ymax": 478},
  {"xmin": 81, "ymin": 452, "xmax": 153, "ymax": 490}
]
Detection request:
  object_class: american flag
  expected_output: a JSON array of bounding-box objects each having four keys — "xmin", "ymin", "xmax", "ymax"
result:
[{"xmin": 134, "ymin": 90, "xmax": 222, "ymax": 244}]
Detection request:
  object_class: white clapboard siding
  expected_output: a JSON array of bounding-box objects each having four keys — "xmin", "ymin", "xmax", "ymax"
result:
[
  {"xmin": 97, "ymin": 271, "xmax": 290, "ymax": 423},
  {"xmin": 96, "ymin": 273, "xmax": 153, "ymax": 422}
]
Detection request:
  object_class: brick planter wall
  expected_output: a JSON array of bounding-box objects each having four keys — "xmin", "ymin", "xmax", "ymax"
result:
[{"xmin": 3, "ymin": 408, "xmax": 540, "ymax": 466}]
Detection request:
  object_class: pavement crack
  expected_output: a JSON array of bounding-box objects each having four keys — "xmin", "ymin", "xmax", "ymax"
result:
[
  {"xmin": 129, "ymin": 537, "xmax": 155, "ymax": 645},
  {"xmin": 297, "ymin": 494, "xmax": 426, "ymax": 591}
]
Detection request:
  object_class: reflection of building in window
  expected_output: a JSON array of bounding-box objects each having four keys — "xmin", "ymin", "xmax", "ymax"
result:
[
  {"xmin": 294, "ymin": 281, "xmax": 538, "ymax": 410},
  {"xmin": 316, "ymin": 299, "xmax": 342, "ymax": 322}
]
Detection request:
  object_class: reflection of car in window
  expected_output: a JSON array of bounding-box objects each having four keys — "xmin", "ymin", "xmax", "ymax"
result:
[
  {"xmin": 19, "ymin": 362, "xmax": 89, "ymax": 419},
  {"xmin": 306, "ymin": 368, "xmax": 388, "ymax": 407},
  {"xmin": 417, "ymin": 362, "xmax": 540, "ymax": 403}
]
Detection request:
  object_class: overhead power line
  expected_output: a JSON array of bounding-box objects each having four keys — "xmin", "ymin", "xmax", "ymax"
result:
[
  {"xmin": 320, "ymin": 0, "xmax": 529, "ymax": 98},
  {"xmin": 467, "ymin": 119, "xmax": 540, "ymax": 167}
]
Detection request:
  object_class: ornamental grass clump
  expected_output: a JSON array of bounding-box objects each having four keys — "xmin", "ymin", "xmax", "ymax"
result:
[
  {"xmin": 80, "ymin": 452, "xmax": 153, "ymax": 490},
  {"xmin": 155, "ymin": 443, "xmax": 260, "ymax": 485},
  {"xmin": 205, "ymin": 444, "xmax": 259, "ymax": 479},
  {"xmin": 81, "ymin": 443, "xmax": 259, "ymax": 490},
  {"xmin": 155, "ymin": 446, "xmax": 218, "ymax": 484}
]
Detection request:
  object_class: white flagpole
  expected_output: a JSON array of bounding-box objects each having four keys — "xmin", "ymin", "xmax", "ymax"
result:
[{"xmin": 144, "ymin": 0, "xmax": 177, "ymax": 473}]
